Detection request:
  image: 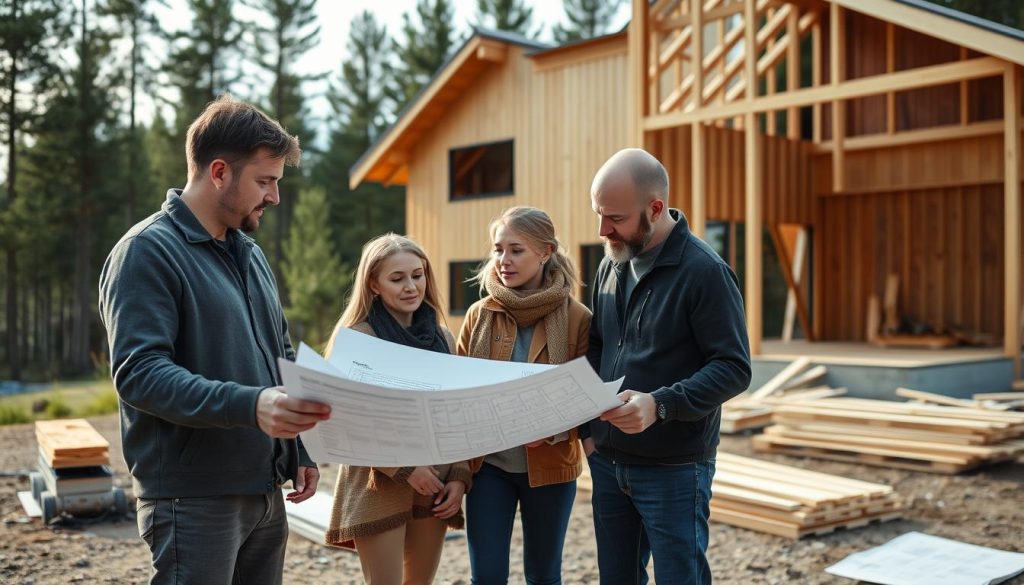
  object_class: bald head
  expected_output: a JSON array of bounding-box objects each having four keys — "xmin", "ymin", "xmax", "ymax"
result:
[{"xmin": 591, "ymin": 148, "xmax": 669, "ymax": 205}]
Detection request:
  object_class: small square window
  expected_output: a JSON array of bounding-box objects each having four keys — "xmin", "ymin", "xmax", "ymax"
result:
[
  {"xmin": 449, "ymin": 260, "xmax": 485, "ymax": 315},
  {"xmin": 449, "ymin": 140, "xmax": 514, "ymax": 199}
]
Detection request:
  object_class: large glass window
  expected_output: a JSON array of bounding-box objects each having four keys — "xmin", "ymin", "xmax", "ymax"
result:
[
  {"xmin": 449, "ymin": 140, "xmax": 514, "ymax": 199},
  {"xmin": 449, "ymin": 260, "xmax": 485, "ymax": 315}
]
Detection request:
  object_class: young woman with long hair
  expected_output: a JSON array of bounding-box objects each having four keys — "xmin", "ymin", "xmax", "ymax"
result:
[
  {"xmin": 457, "ymin": 206, "xmax": 591, "ymax": 585},
  {"xmin": 324, "ymin": 234, "xmax": 472, "ymax": 585}
]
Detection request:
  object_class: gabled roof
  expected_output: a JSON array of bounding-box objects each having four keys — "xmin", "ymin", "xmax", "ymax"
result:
[{"xmin": 348, "ymin": 28, "xmax": 551, "ymax": 189}]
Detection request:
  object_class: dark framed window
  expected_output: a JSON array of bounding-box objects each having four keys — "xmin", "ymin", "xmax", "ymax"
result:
[
  {"xmin": 449, "ymin": 139, "xmax": 514, "ymax": 200},
  {"xmin": 449, "ymin": 260, "xmax": 485, "ymax": 315},
  {"xmin": 579, "ymin": 244, "xmax": 605, "ymax": 309}
]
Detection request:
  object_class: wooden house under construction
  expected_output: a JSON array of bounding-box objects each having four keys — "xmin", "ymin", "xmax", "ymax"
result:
[{"xmin": 349, "ymin": 0, "xmax": 1024, "ymax": 392}]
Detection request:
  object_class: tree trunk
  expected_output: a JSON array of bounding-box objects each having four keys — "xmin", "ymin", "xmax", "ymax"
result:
[
  {"xmin": 127, "ymin": 12, "xmax": 137, "ymax": 227},
  {"xmin": 71, "ymin": 0, "xmax": 93, "ymax": 374},
  {"xmin": 6, "ymin": 0, "xmax": 21, "ymax": 381}
]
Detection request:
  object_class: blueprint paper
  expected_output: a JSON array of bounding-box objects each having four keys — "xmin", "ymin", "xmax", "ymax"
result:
[
  {"xmin": 280, "ymin": 350, "xmax": 622, "ymax": 467},
  {"xmin": 825, "ymin": 532, "xmax": 1024, "ymax": 585}
]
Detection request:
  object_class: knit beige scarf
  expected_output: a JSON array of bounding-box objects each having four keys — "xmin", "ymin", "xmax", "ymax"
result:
[{"xmin": 469, "ymin": 269, "xmax": 571, "ymax": 364}]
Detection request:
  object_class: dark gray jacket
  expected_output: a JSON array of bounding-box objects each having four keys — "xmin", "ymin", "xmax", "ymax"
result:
[
  {"xmin": 586, "ymin": 210, "xmax": 751, "ymax": 464},
  {"xmin": 99, "ymin": 190, "xmax": 313, "ymax": 499}
]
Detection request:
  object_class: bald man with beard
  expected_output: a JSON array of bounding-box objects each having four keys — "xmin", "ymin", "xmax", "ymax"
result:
[{"xmin": 583, "ymin": 148, "xmax": 752, "ymax": 585}]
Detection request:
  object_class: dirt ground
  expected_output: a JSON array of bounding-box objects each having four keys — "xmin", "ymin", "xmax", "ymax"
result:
[{"xmin": 1, "ymin": 414, "xmax": 1022, "ymax": 584}]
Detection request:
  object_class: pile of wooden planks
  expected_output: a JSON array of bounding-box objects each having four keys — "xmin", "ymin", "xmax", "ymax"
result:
[
  {"xmin": 35, "ymin": 419, "xmax": 110, "ymax": 469},
  {"xmin": 721, "ymin": 357, "xmax": 845, "ymax": 433},
  {"xmin": 752, "ymin": 396, "xmax": 1024, "ymax": 474},
  {"xmin": 972, "ymin": 392, "xmax": 1024, "ymax": 411},
  {"xmin": 709, "ymin": 453, "xmax": 902, "ymax": 539}
]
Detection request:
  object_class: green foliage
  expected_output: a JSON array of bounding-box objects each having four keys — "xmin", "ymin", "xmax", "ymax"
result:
[
  {"xmin": 82, "ymin": 389, "xmax": 120, "ymax": 416},
  {"xmin": 45, "ymin": 395, "xmax": 73, "ymax": 419},
  {"xmin": 283, "ymin": 188, "xmax": 350, "ymax": 347},
  {"xmin": 0, "ymin": 406, "xmax": 32, "ymax": 425},
  {"xmin": 394, "ymin": 0, "xmax": 457, "ymax": 108},
  {"xmin": 476, "ymin": 0, "xmax": 540, "ymax": 38},
  {"xmin": 553, "ymin": 0, "xmax": 622, "ymax": 44}
]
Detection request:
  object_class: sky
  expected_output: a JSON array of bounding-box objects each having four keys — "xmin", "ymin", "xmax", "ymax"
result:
[{"xmin": 147, "ymin": 0, "xmax": 632, "ymax": 146}]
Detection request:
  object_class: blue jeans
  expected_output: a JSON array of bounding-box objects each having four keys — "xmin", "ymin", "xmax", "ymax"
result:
[
  {"xmin": 466, "ymin": 463, "xmax": 577, "ymax": 585},
  {"xmin": 587, "ymin": 452, "xmax": 715, "ymax": 585}
]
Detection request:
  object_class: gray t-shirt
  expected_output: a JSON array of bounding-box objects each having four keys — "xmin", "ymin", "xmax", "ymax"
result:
[
  {"xmin": 483, "ymin": 325, "xmax": 535, "ymax": 474},
  {"xmin": 625, "ymin": 238, "xmax": 666, "ymax": 302}
]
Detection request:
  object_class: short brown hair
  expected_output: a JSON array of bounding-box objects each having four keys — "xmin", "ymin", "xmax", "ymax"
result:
[{"xmin": 185, "ymin": 95, "xmax": 301, "ymax": 178}]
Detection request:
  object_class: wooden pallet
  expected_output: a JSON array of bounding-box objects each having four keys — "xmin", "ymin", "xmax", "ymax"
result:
[{"xmin": 35, "ymin": 419, "xmax": 110, "ymax": 469}]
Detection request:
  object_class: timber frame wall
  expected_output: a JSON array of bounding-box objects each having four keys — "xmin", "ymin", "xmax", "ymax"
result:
[{"xmin": 630, "ymin": 0, "xmax": 1023, "ymax": 377}]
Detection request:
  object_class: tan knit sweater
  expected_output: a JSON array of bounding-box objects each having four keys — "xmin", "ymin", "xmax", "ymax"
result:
[{"xmin": 324, "ymin": 321, "xmax": 473, "ymax": 549}]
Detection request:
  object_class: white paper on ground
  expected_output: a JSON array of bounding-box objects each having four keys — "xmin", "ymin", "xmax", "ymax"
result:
[
  {"xmin": 17, "ymin": 491, "xmax": 41, "ymax": 517},
  {"xmin": 825, "ymin": 531, "xmax": 1024, "ymax": 585},
  {"xmin": 281, "ymin": 349, "xmax": 622, "ymax": 467}
]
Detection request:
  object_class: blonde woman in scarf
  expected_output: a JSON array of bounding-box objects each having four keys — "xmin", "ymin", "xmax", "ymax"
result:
[{"xmin": 457, "ymin": 206, "xmax": 591, "ymax": 585}]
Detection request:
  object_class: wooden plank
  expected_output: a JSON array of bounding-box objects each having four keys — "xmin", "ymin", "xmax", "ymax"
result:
[
  {"xmin": 35, "ymin": 419, "xmax": 109, "ymax": 458},
  {"xmin": 781, "ymin": 226, "xmax": 807, "ymax": 341},
  {"xmin": 744, "ymin": 1, "xmax": 762, "ymax": 359},
  {"xmin": 749, "ymin": 357, "xmax": 811, "ymax": 400},
  {"xmin": 770, "ymin": 226, "xmax": 814, "ymax": 341},
  {"xmin": 873, "ymin": 334, "xmax": 959, "ymax": 349},
  {"xmin": 974, "ymin": 392, "xmax": 1024, "ymax": 401},
  {"xmin": 630, "ymin": 0, "xmax": 649, "ymax": 146},
  {"xmin": 1005, "ymin": 65, "xmax": 1022, "ymax": 379},
  {"xmin": 645, "ymin": 57, "xmax": 1007, "ymax": 129},
  {"xmin": 692, "ymin": 122, "xmax": 706, "ymax": 237},
  {"xmin": 786, "ymin": 7, "xmax": 800, "ymax": 139},
  {"xmin": 780, "ymin": 364, "xmax": 827, "ymax": 391},
  {"xmin": 882, "ymin": 272, "xmax": 899, "ymax": 334},
  {"xmin": 830, "ymin": 3, "xmax": 845, "ymax": 193},
  {"xmin": 895, "ymin": 387, "xmax": 984, "ymax": 409},
  {"xmin": 867, "ymin": 295, "xmax": 881, "ymax": 342}
]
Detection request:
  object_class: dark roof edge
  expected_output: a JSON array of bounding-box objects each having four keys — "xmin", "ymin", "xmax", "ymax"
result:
[
  {"xmin": 526, "ymin": 30, "xmax": 627, "ymax": 58},
  {"xmin": 894, "ymin": 0, "xmax": 1024, "ymax": 42}
]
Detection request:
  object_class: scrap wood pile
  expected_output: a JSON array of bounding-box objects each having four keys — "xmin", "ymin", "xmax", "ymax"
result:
[
  {"xmin": 752, "ymin": 388, "xmax": 1024, "ymax": 474},
  {"xmin": 36, "ymin": 418, "xmax": 110, "ymax": 468},
  {"xmin": 721, "ymin": 357, "xmax": 845, "ymax": 433},
  {"xmin": 710, "ymin": 453, "xmax": 901, "ymax": 539}
]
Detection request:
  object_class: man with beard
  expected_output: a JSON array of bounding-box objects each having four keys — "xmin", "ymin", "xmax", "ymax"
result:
[
  {"xmin": 584, "ymin": 148, "xmax": 751, "ymax": 585},
  {"xmin": 99, "ymin": 96, "xmax": 331, "ymax": 585}
]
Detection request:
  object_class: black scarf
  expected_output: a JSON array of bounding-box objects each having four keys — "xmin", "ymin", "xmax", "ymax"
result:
[{"xmin": 367, "ymin": 297, "xmax": 450, "ymax": 354}]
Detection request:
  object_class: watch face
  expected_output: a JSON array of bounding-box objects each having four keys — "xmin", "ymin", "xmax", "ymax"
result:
[{"xmin": 657, "ymin": 402, "xmax": 667, "ymax": 420}]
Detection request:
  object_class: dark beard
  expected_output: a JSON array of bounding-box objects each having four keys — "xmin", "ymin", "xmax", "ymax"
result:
[{"xmin": 626, "ymin": 211, "xmax": 654, "ymax": 258}]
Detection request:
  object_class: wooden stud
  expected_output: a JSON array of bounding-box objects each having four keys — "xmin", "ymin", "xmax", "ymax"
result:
[
  {"xmin": 692, "ymin": 0, "xmax": 704, "ymax": 110},
  {"xmin": 787, "ymin": 7, "xmax": 800, "ymax": 139},
  {"xmin": 744, "ymin": 0, "xmax": 763, "ymax": 356},
  {"xmin": 1004, "ymin": 65, "xmax": 1022, "ymax": 379},
  {"xmin": 630, "ymin": 0, "xmax": 648, "ymax": 146},
  {"xmin": 692, "ymin": 122, "xmax": 706, "ymax": 237},
  {"xmin": 960, "ymin": 46, "xmax": 969, "ymax": 126},
  {"xmin": 830, "ymin": 3, "xmax": 845, "ymax": 193},
  {"xmin": 886, "ymin": 22, "xmax": 895, "ymax": 135},
  {"xmin": 812, "ymin": 13, "xmax": 822, "ymax": 143}
]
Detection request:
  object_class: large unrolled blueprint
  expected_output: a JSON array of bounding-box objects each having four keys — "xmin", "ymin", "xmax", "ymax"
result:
[{"xmin": 279, "ymin": 338, "xmax": 622, "ymax": 467}]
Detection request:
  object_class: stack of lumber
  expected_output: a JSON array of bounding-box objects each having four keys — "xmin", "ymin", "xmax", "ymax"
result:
[
  {"xmin": 752, "ymin": 395, "xmax": 1024, "ymax": 474},
  {"xmin": 709, "ymin": 453, "xmax": 901, "ymax": 539},
  {"xmin": 973, "ymin": 392, "xmax": 1024, "ymax": 411},
  {"xmin": 721, "ymin": 357, "xmax": 845, "ymax": 433},
  {"xmin": 35, "ymin": 419, "xmax": 110, "ymax": 468}
]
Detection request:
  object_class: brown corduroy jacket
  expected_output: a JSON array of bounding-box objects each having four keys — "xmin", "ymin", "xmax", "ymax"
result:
[{"xmin": 457, "ymin": 295, "xmax": 592, "ymax": 487}]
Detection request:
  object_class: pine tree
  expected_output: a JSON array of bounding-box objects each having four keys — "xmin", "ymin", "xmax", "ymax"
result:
[
  {"xmin": 553, "ymin": 0, "xmax": 622, "ymax": 44},
  {"xmin": 475, "ymin": 0, "xmax": 540, "ymax": 38},
  {"xmin": 241, "ymin": 0, "xmax": 322, "ymax": 276},
  {"xmin": 0, "ymin": 0, "xmax": 66, "ymax": 379},
  {"xmin": 313, "ymin": 10, "xmax": 404, "ymax": 269},
  {"xmin": 394, "ymin": 0, "xmax": 457, "ymax": 108},
  {"xmin": 283, "ymin": 188, "xmax": 349, "ymax": 348}
]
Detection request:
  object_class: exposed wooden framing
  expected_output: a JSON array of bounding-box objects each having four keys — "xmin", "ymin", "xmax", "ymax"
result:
[
  {"xmin": 650, "ymin": 27, "xmax": 661, "ymax": 116},
  {"xmin": 1004, "ymin": 64, "xmax": 1022, "ymax": 379},
  {"xmin": 787, "ymin": 8, "xmax": 800, "ymax": 139},
  {"xmin": 830, "ymin": 3, "xmax": 845, "ymax": 193},
  {"xmin": 644, "ymin": 57, "xmax": 1006, "ymax": 129},
  {"xmin": 816, "ymin": 119, "xmax": 1010, "ymax": 153},
  {"xmin": 744, "ymin": 0, "xmax": 762, "ymax": 356},
  {"xmin": 692, "ymin": 0, "xmax": 704, "ymax": 111},
  {"xmin": 692, "ymin": 122, "xmax": 706, "ymax": 237},
  {"xmin": 960, "ymin": 47, "xmax": 969, "ymax": 126},
  {"xmin": 658, "ymin": 14, "xmax": 691, "ymax": 32},
  {"xmin": 652, "ymin": 0, "xmax": 680, "ymax": 20},
  {"xmin": 629, "ymin": 0, "xmax": 648, "ymax": 146},
  {"xmin": 767, "ymin": 7, "xmax": 778, "ymax": 136},
  {"xmin": 649, "ymin": 26, "xmax": 693, "ymax": 82},
  {"xmin": 771, "ymin": 226, "xmax": 814, "ymax": 341},
  {"xmin": 886, "ymin": 22, "xmax": 895, "ymax": 135},
  {"xmin": 782, "ymin": 227, "xmax": 808, "ymax": 341},
  {"xmin": 812, "ymin": 13, "xmax": 822, "ymax": 143},
  {"xmin": 830, "ymin": 0, "xmax": 1024, "ymax": 67}
]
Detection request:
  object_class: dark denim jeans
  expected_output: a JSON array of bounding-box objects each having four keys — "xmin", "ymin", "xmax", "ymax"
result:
[
  {"xmin": 587, "ymin": 451, "xmax": 715, "ymax": 585},
  {"xmin": 466, "ymin": 462, "xmax": 577, "ymax": 585}
]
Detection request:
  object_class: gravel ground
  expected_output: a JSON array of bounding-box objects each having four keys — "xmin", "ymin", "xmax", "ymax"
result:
[{"xmin": 1, "ymin": 414, "xmax": 1021, "ymax": 584}]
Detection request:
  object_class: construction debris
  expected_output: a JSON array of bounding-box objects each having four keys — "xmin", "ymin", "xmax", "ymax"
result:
[{"xmin": 752, "ymin": 397, "xmax": 1024, "ymax": 474}]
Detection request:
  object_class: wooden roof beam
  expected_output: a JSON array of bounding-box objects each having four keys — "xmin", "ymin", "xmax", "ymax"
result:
[{"xmin": 645, "ymin": 56, "xmax": 1006, "ymax": 129}]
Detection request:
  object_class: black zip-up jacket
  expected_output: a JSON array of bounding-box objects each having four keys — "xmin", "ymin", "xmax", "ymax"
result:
[
  {"xmin": 586, "ymin": 210, "xmax": 751, "ymax": 464},
  {"xmin": 99, "ymin": 190, "xmax": 314, "ymax": 499}
]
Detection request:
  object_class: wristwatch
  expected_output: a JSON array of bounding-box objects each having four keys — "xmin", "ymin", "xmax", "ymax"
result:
[{"xmin": 655, "ymin": 395, "xmax": 669, "ymax": 421}]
